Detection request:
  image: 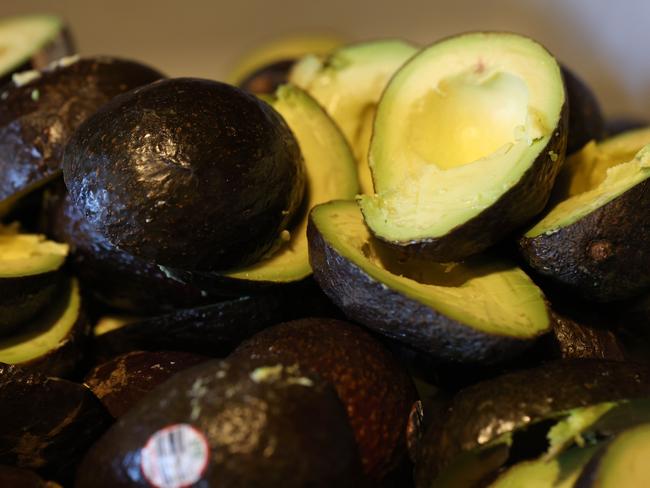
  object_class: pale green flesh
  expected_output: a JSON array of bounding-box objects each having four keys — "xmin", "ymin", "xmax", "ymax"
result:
[
  {"xmin": 224, "ymin": 84, "xmax": 358, "ymax": 282},
  {"xmin": 359, "ymin": 32, "xmax": 564, "ymax": 242},
  {"xmin": 526, "ymin": 132, "xmax": 650, "ymax": 237},
  {"xmin": 0, "ymin": 279, "xmax": 79, "ymax": 364},
  {"xmin": 290, "ymin": 39, "xmax": 418, "ymax": 194},
  {"xmin": 0, "ymin": 233, "xmax": 68, "ymax": 278},
  {"xmin": 313, "ymin": 200, "xmax": 549, "ymax": 337},
  {"xmin": 0, "ymin": 15, "xmax": 63, "ymax": 76},
  {"xmin": 94, "ymin": 314, "xmax": 141, "ymax": 336},
  {"xmin": 489, "ymin": 445, "xmax": 598, "ymax": 488},
  {"xmin": 598, "ymin": 423, "xmax": 650, "ymax": 487}
]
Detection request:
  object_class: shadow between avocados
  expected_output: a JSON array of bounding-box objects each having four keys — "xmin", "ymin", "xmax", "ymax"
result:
[{"xmin": 307, "ymin": 200, "xmax": 551, "ymax": 364}]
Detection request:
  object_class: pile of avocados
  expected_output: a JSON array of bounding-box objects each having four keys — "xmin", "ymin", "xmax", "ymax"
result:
[{"xmin": 0, "ymin": 13, "xmax": 649, "ymax": 487}]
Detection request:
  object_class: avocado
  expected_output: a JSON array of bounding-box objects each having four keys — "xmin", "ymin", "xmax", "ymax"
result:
[
  {"xmin": 308, "ymin": 200, "xmax": 550, "ymax": 363},
  {"xmin": 76, "ymin": 357, "xmax": 365, "ymax": 487},
  {"xmin": 0, "ymin": 229, "xmax": 68, "ymax": 334},
  {"xmin": 85, "ymin": 350, "xmax": 208, "ymax": 417},
  {"xmin": 357, "ymin": 32, "xmax": 567, "ymax": 262},
  {"xmin": 0, "ymin": 15, "xmax": 74, "ymax": 83},
  {"xmin": 604, "ymin": 118, "xmax": 649, "ymax": 137},
  {"xmin": 562, "ymin": 66, "xmax": 604, "ymax": 154},
  {"xmin": 519, "ymin": 129, "xmax": 650, "ymax": 302},
  {"xmin": 230, "ymin": 35, "xmax": 342, "ymax": 94},
  {"xmin": 231, "ymin": 317, "xmax": 417, "ymax": 481},
  {"xmin": 0, "ymin": 465, "xmax": 61, "ymax": 488},
  {"xmin": 0, "ymin": 56, "xmax": 163, "ymax": 217},
  {"xmin": 63, "ymin": 78, "xmax": 306, "ymax": 272},
  {"xmin": 291, "ymin": 39, "xmax": 418, "ymax": 194},
  {"xmin": 0, "ymin": 363, "xmax": 110, "ymax": 479},
  {"xmin": 575, "ymin": 423, "xmax": 650, "ymax": 487},
  {"xmin": 415, "ymin": 360, "xmax": 650, "ymax": 486},
  {"xmin": 0, "ymin": 278, "xmax": 90, "ymax": 377}
]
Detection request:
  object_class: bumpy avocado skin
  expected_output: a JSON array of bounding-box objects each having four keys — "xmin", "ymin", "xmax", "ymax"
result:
[
  {"xmin": 547, "ymin": 312, "xmax": 626, "ymax": 361},
  {"xmin": 76, "ymin": 358, "xmax": 365, "ymax": 488},
  {"xmin": 415, "ymin": 360, "xmax": 650, "ymax": 486},
  {"xmin": 63, "ymin": 78, "xmax": 306, "ymax": 272},
  {"xmin": 372, "ymin": 104, "xmax": 569, "ymax": 262},
  {"xmin": 307, "ymin": 216, "xmax": 538, "ymax": 364},
  {"xmin": 0, "ymin": 57, "xmax": 163, "ymax": 203},
  {"xmin": 232, "ymin": 317, "xmax": 418, "ymax": 481},
  {"xmin": 519, "ymin": 178, "xmax": 650, "ymax": 302},
  {"xmin": 562, "ymin": 66, "xmax": 605, "ymax": 154}
]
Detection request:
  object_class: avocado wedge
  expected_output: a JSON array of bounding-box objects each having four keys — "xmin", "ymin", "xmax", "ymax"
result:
[
  {"xmin": 308, "ymin": 200, "xmax": 550, "ymax": 363},
  {"xmin": 520, "ymin": 129, "xmax": 650, "ymax": 302},
  {"xmin": 291, "ymin": 39, "xmax": 418, "ymax": 193},
  {"xmin": 358, "ymin": 32, "xmax": 567, "ymax": 262},
  {"xmin": 0, "ymin": 229, "xmax": 68, "ymax": 334}
]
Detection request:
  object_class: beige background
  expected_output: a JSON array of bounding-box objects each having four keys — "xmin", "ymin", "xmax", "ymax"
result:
[{"xmin": 2, "ymin": 0, "xmax": 649, "ymax": 118}]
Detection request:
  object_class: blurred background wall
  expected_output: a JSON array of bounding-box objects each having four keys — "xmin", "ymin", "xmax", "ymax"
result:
[{"xmin": 1, "ymin": 0, "xmax": 648, "ymax": 118}]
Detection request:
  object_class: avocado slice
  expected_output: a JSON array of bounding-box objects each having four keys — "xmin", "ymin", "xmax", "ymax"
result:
[
  {"xmin": 76, "ymin": 357, "xmax": 365, "ymax": 487},
  {"xmin": 520, "ymin": 129, "xmax": 650, "ymax": 302},
  {"xmin": 232, "ymin": 317, "xmax": 417, "ymax": 481},
  {"xmin": 291, "ymin": 39, "xmax": 418, "ymax": 193},
  {"xmin": 308, "ymin": 200, "xmax": 550, "ymax": 363},
  {"xmin": 0, "ymin": 15, "xmax": 74, "ymax": 82},
  {"xmin": 0, "ymin": 230, "xmax": 68, "ymax": 334},
  {"xmin": 358, "ymin": 32, "xmax": 567, "ymax": 262}
]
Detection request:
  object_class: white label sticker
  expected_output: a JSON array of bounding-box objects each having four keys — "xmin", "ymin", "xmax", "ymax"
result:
[{"xmin": 140, "ymin": 423, "xmax": 209, "ymax": 488}]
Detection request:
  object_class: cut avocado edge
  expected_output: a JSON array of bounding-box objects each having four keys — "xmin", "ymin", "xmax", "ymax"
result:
[
  {"xmin": 222, "ymin": 84, "xmax": 358, "ymax": 284},
  {"xmin": 360, "ymin": 32, "xmax": 565, "ymax": 249},
  {"xmin": 309, "ymin": 200, "xmax": 550, "ymax": 340},
  {"xmin": 0, "ymin": 232, "xmax": 68, "ymax": 278}
]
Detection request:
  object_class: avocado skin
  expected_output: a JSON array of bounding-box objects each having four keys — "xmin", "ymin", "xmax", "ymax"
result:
[
  {"xmin": 76, "ymin": 357, "xmax": 365, "ymax": 487},
  {"xmin": 563, "ymin": 66, "xmax": 605, "ymax": 154},
  {"xmin": 232, "ymin": 317, "xmax": 418, "ymax": 481},
  {"xmin": 369, "ymin": 103, "xmax": 568, "ymax": 263},
  {"xmin": 44, "ymin": 187, "xmax": 213, "ymax": 312},
  {"xmin": 0, "ymin": 271, "xmax": 61, "ymax": 335},
  {"xmin": 604, "ymin": 118, "xmax": 649, "ymax": 138},
  {"xmin": 0, "ymin": 465, "xmax": 55, "ymax": 488},
  {"xmin": 0, "ymin": 363, "xmax": 110, "ymax": 479},
  {"xmin": 239, "ymin": 58, "xmax": 295, "ymax": 94},
  {"xmin": 519, "ymin": 178, "xmax": 650, "ymax": 302},
  {"xmin": 415, "ymin": 360, "xmax": 650, "ymax": 486},
  {"xmin": 85, "ymin": 350, "xmax": 208, "ymax": 418},
  {"xmin": 0, "ymin": 57, "xmax": 163, "ymax": 203},
  {"xmin": 63, "ymin": 78, "xmax": 306, "ymax": 272},
  {"xmin": 307, "ymin": 216, "xmax": 538, "ymax": 364}
]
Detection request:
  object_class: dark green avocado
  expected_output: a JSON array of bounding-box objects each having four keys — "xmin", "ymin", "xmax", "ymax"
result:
[
  {"xmin": 76, "ymin": 357, "xmax": 365, "ymax": 487},
  {"xmin": 308, "ymin": 200, "xmax": 551, "ymax": 364},
  {"xmin": 231, "ymin": 317, "xmax": 417, "ymax": 481},
  {"xmin": 63, "ymin": 78, "xmax": 306, "ymax": 272},
  {"xmin": 562, "ymin": 66, "xmax": 604, "ymax": 154},
  {"xmin": 0, "ymin": 56, "xmax": 163, "ymax": 216},
  {"xmin": 84, "ymin": 350, "xmax": 208, "ymax": 418},
  {"xmin": 357, "ymin": 32, "xmax": 567, "ymax": 262}
]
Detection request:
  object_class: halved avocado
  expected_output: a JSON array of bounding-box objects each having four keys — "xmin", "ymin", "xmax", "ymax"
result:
[
  {"xmin": 358, "ymin": 32, "xmax": 567, "ymax": 262},
  {"xmin": 0, "ymin": 230, "xmax": 68, "ymax": 334},
  {"xmin": 520, "ymin": 129, "xmax": 650, "ymax": 302},
  {"xmin": 308, "ymin": 200, "xmax": 550, "ymax": 363},
  {"xmin": 0, "ymin": 15, "xmax": 74, "ymax": 83},
  {"xmin": 0, "ymin": 278, "xmax": 89, "ymax": 377},
  {"xmin": 290, "ymin": 39, "xmax": 418, "ymax": 193},
  {"xmin": 562, "ymin": 66, "xmax": 604, "ymax": 154}
]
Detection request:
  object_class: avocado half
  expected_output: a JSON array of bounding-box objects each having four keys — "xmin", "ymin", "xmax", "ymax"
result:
[
  {"xmin": 291, "ymin": 39, "xmax": 418, "ymax": 193},
  {"xmin": 308, "ymin": 200, "xmax": 550, "ymax": 363},
  {"xmin": 358, "ymin": 32, "xmax": 567, "ymax": 262},
  {"xmin": 0, "ymin": 229, "xmax": 68, "ymax": 334},
  {"xmin": 520, "ymin": 128, "xmax": 650, "ymax": 302},
  {"xmin": 562, "ymin": 66, "xmax": 605, "ymax": 154}
]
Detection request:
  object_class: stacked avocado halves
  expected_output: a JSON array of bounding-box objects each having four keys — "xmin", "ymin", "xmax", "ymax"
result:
[{"xmin": 0, "ymin": 14, "xmax": 649, "ymax": 487}]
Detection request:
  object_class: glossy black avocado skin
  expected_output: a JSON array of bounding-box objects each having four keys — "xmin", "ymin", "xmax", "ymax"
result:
[
  {"xmin": 0, "ymin": 57, "xmax": 163, "ymax": 202},
  {"xmin": 63, "ymin": 78, "xmax": 306, "ymax": 272}
]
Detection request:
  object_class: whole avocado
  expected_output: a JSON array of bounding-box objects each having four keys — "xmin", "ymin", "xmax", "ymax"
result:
[{"xmin": 63, "ymin": 78, "xmax": 306, "ymax": 272}]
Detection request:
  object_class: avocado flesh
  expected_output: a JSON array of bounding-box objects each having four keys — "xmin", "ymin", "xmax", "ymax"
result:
[
  {"xmin": 290, "ymin": 39, "xmax": 417, "ymax": 194},
  {"xmin": 312, "ymin": 200, "xmax": 548, "ymax": 338},
  {"xmin": 0, "ymin": 233, "xmax": 68, "ymax": 278},
  {"xmin": 358, "ymin": 32, "xmax": 564, "ymax": 244},
  {"xmin": 594, "ymin": 423, "xmax": 650, "ymax": 487},
  {"xmin": 0, "ymin": 278, "xmax": 79, "ymax": 364},
  {"xmin": 224, "ymin": 84, "xmax": 358, "ymax": 283},
  {"xmin": 526, "ymin": 133, "xmax": 650, "ymax": 237}
]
